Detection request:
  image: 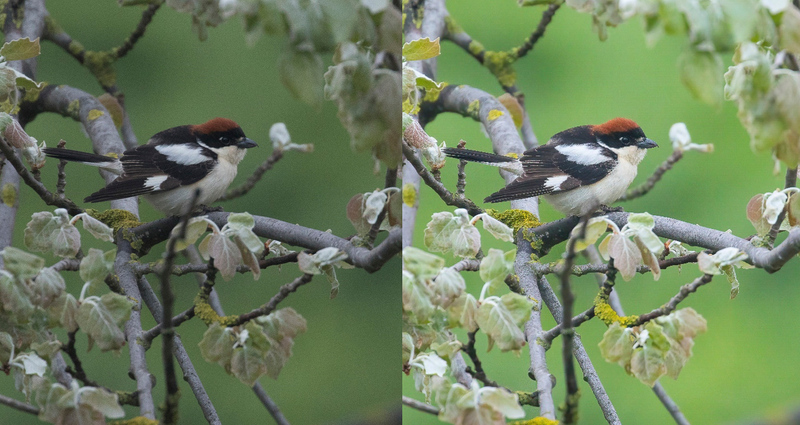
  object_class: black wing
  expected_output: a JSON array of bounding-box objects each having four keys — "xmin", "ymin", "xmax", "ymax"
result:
[
  {"xmin": 84, "ymin": 145, "xmax": 214, "ymax": 203},
  {"xmin": 484, "ymin": 144, "xmax": 616, "ymax": 203}
]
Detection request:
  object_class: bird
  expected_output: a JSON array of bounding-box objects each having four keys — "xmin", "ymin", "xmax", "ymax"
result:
[
  {"xmin": 43, "ymin": 117, "xmax": 258, "ymax": 216},
  {"xmin": 443, "ymin": 117, "xmax": 658, "ymax": 216}
]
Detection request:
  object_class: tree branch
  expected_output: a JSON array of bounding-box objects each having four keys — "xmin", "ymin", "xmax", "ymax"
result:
[
  {"xmin": 463, "ymin": 330, "xmax": 500, "ymax": 387},
  {"xmin": 632, "ymin": 274, "xmax": 713, "ymax": 326},
  {"xmin": 114, "ymin": 1, "xmax": 163, "ymax": 59},
  {"xmin": 0, "ymin": 393, "xmax": 39, "ymax": 415},
  {"xmin": 227, "ymin": 274, "xmax": 314, "ymax": 327},
  {"xmin": 532, "ymin": 212, "xmax": 800, "ymax": 273},
  {"xmin": 402, "ymin": 396, "xmax": 439, "ymax": 415}
]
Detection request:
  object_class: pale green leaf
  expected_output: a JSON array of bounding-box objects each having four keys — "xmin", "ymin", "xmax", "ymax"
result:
[
  {"xmin": 402, "ymin": 270, "xmax": 435, "ymax": 323},
  {"xmin": 478, "ymin": 213, "xmax": 514, "ymax": 242},
  {"xmin": 479, "ymin": 248, "xmax": 515, "ymax": 296},
  {"xmin": 76, "ymin": 213, "xmax": 114, "ymax": 242},
  {"xmin": 402, "ymin": 37, "xmax": 440, "ymax": 61},
  {"xmin": 479, "ymin": 386, "xmax": 525, "ymax": 419},
  {"xmin": 0, "ymin": 37, "xmax": 40, "ymax": 61},
  {"xmin": 607, "ymin": 233, "xmax": 642, "ymax": 281},
  {"xmin": 198, "ymin": 322, "xmax": 236, "ymax": 366},
  {"xmin": 569, "ymin": 216, "xmax": 610, "ymax": 252},
  {"xmin": 76, "ymin": 293, "xmax": 133, "ymax": 352},
  {"xmin": 476, "ymin": 296, "xmax": 527, "ymax": 352},
  {"xmin": 446, "ymin": 292, "xmax": 479, "ymax": 332},
  {"xmin": 430, "ymin": 267, "xmax": 465, "ymax": 308},
  {"xmin": 206, "ymin": 233, "xmax": 243, "ymax": 281},
  {"xmin": 169, "ymin": 216, "xmax": 210, "ymax": 251},
  {"xmin": 402, "ymin": 247, "xmax": 444, "ymax": 281},
  {"xmin": 599, "ymin": 323, "xmax": 635, "ymax": 366},
  {"xmin": 2, "ymin": 246, "xmax": 44, "ymax": 280},
  {"xmin": 30, "ymin": 267, "xmax": 65, "ymax": 308}
]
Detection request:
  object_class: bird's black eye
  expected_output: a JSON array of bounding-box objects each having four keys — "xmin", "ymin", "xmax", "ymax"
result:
[
  {"xmin": 219, "ymin": 136, "xmax": 229, "ymax": 143},
  {"xmin": 619, "ymin": 136, "xmax": 629, "ymax": 143}
]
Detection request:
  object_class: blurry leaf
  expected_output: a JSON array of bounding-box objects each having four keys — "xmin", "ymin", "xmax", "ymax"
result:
[
  {"xmin": 629, "ymin": 323, "xmax": 669, "ymax": 387},
  {"xmin": 257, "ymin": 307, "xmax": 307, "ymax": 379},
  {"xmin": 79, "ymin": 249, "xmax": 115, "ymax": 297},
  {"xmin": 787, "ymin": 192, "xmax": 800, "ymax": 226},
  {"xmin": 697, "ymin": 247, "xmax": 750, "ymax": 277},
  {"xmin": 477, "ymin": 213, "xmax": 514, "ymax": 242},
  {"xmin": 0, "ymin": 37, "xmax": 40, "ymax": 61},
  {"xmin": 30, "ymin": 267, "xmax": 65, "ymax": 308},
  {"xmin": 75, "ymin": 213, "xmax": 114, "ymax": 243},
  {"xmin": 437, "ymin": 381, "xmax": 524, "ymax": 424},
  {"xmin": 763, "ymin": 189, "xmax": 788, "ymax": 224},
  {"xmin": 447, "ymin": 292, "xmax": 479, "ymax": 332},
  {"xmin": 569, "ymin": 216, "xmax": 610, "ymax": 252},
  {"xmin": 479, "ymin": 248, "xmax": 515, "ymax": 296},
  {"xmin": 747, "ymin": 193, "xmax": 772, "ymax": 234},
  {"xmin": 198, "ymin": 322, "xmax": 236, "ymax": 366},
  {"xmin": 761, "ymin": 0, "xmax": 789, "ymax": 14},
  {"xmin": 402, "ymin": 270, "xmax": 435, "ymax": 323},
  {"xmin": 279, "ymin": 48, "xmax": 324, "ymax": 108},
  {"xmin": 430, "ymin": 267, "xmax": 465, "ymax": 308},
  {"xmin": 39, "ymin": 382, "xmax": 124, "ymax": 425},
  {"xmin": 599, "ymin": 323, "xmax": 634, "ymax": 366},
  {"xmin": 47, "ymin": 292, "xmax": 79, "ymax": 332},
  {"xmin": 780, "ymin": 6, "xmax": 800, "ymax": 55},
  {"xmin": 679, "ymin": 49, "xmax": 723, "ymax": 106},
  {"xmin": 2, "ymin": 246, "xmax": 45, "ymax": 281},
  {"xmin": 24, "ymin": 210, "xmax": 80, "ymax": 258},
  {"xmin": 635, "ymin": 238, "xmax": 661, "ymax": 281},
  {"xmin": 402, "ymin": 37, "xmax": 440, "ymax": 61},
  {"xmin": 97, "ymin": 94, "xmax": 123, "ymax": 129},
  {"xmin": 476, "ymin": 293, "xmax": 532, "ymax": 352},
  {"xmin": 402, "ymin": 247, "xmax": 444, "ymax": 281},
  {"xmin": 224, "ymin": 212, "xmax": 263, "ymax": 255},
  {"xmin": 170, "ymin": 216, "xmax": 210, "ymax": 252},
  {"xmin": 424, "ymin": 209, "xmax": 480, "ymax": 258},
  {"xmin": 497, "ymin": 93, "xmax": 523, "ymax": 129},
  {"xmin": 2, "ymin": 117, "xmax": 33, "ymax": 148},
  {"xmin": 77, "ymin": 293, "xmax": 133, "ymax": 352},
  {"xmin": 229, "ymin": 322, "xmax": 270, "ymax": 386},
  {"xmin": 0, "ymin": 271, "xmax": 35, "ymax": 321}
]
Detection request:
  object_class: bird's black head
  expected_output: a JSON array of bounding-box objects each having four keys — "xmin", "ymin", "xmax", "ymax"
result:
[
  {"xmin": 592, "ymin": 118, "xmax": 658, "ymax": 150},
  {"xmin": 193, "ymin": 118, "xmax": 257, "ymax": 149}
]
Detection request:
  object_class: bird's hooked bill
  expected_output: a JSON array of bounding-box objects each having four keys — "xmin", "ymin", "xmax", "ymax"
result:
[
  {"xmin": 637, "ymin": 138, "xmax": 658, "ymax": 149},
  {"xmin": 238, "ymin": 138, "xmax": 258, "ymax": 149}
]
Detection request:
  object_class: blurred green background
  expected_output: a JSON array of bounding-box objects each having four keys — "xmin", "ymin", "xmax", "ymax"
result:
[
  {"xmin": 0, "ymin": 2, "xmax": 399, "ymax": 424},
  {"xmin": 403, "ymin": 1, "xmax": 800, "ymax": 424}
]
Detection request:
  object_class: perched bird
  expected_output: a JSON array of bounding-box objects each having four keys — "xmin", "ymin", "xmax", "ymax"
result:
[
  {"xmin": 443, "ymin": 118, "xmax": 658, "ymax": 216},
  {"xmin": 44, "ymin": 118, "xmax": 258, "ymax": 216}
]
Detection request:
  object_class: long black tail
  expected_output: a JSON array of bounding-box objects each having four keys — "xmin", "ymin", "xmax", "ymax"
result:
[
  {"xmin": 42, "ymin": 148, "xmax": 113, "ymax": 164},
  {"xmin": 442, "ymin": 147, "xmax": 516, "ymax": 163}
]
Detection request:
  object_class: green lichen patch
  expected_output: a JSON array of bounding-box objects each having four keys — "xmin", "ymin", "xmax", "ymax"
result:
[
  {"xmin": 468, "ymin": 40, "xmax": 485, "ymax": 57},
  {"xmin": 594, "ymin": 291, "xmax": 639, "ymax": 327},
  {"xmin": 444, "ymin": 15, "xmax": 464, "ymax": 36},
  {"xmin": 66, "ymin": 99, "xmax": 81, "ymax": 120},
  {"xmin": 466, "ymin": 99, "xmax": 480, "ymax": 118},
  {"xmin": 87, "ymin": 208, "xmax": 141, "ymax": 232},
  {"xmin": 109, "ymin": 416, "xmax": 160, "ymax": 425},
  {"xmin": 87, "ymin": 109, "xmax": 104, "ymax": 121},
  {"xmin": 486, "ymin": 208, "xmax": 541, "ymax": 234},
  {"xmin": 488, "ymin": 109, "xmax": 504, "ymax": 121},
  {"xmin": 83, "ymin": 50, "xmax": 117, "ymax": 88},
  {"xmin": 483, "ymin": 50, "xmax": 517, "ymax": 88},
  {"xmin": 1, "ymin": 183, "xmax": 16, "ymax": 207}
]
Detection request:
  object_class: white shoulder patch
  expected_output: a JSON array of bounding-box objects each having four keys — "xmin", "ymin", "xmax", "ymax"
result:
[
  {"xmin": 155, "ymin": 144, "xmax": 209, "ymax": 165},
  {"xmin": 144, "ymin": 175, "xmax": 169, "ymax": 190},
  {"xmin": 555, "ymin": 144, "xmax": 612, "ymax": 165},
  {"xmin": 544, "ymin": 175, "xmax": 569, "ymax": 190}
]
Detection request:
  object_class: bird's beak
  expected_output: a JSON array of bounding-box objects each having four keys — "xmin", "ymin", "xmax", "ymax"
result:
[
  {"xmin": 237, "ymin": 138, "xmax": 258, "ymax": 149},
  {"xmin": 637, "ymin": 138, "xmax": 658, "ymax": 149}
]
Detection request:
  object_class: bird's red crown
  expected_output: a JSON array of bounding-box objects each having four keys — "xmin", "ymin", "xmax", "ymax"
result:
[
  {"xmin": 592, "ymin": 117, "xmax": 640, "ymax": 135},
  {"xmin": 193, "ymin": 117, "xmax": 240, "ymax": 134}
]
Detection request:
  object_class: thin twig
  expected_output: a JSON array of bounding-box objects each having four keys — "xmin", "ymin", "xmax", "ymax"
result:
[
  {"xmin": 402, "ymin": 140, "xmax": 483, "ymax": 216},
  {"xmin": 55, "ymin": 139, "xmax": 68, "ymax": 198},
  {"xmin": 619, "ymin": 151, "xmax": 683, "ymax": 201},
  {"xmin": 114, "ymin": 1, "xmax": 163, "ymax": 59},
  {"xmin": 134, "ymin": 252, "xmax": 300, "ymax": 276},
  {"xmin": 632, "ymin": 274, "xmax": 713, "ymax": 326},
  {"xmin": 366, "ymin": 203, "xmax": 389, "ymax": 246},
  {"xmin": 252, "ymin": 384, "xmax": 291, "ymax": 425},
  {"xmin": 63, "ymin": 331, "xmax": 103, "ymax": 388},
  {"xmin": 786, "ymin": 168, "xmax": 797, "ymax": 188},
  {"xmin": 158, "ymin": 188, "xmax": 201, "ymax": 425},
  {"xmin": 402, "ymin": 396, "xmax": 439, "ymax": 415},
  {"xmin": 463, "ymin": 330, "xmax": 499, "ymax": 387},
  {"xmin": 0, "ymin": 393, "xmax": 39, "ymax": 415},
  {"xmin": 533, "ymin": 252, "xmax": 699, "ymax": 276},
  {"xmin": 559, "ymin": 212, "xmax": 591, "ymax": 424},
  {"xmin": 219, "ymin": 149, "xmax": 284, "ymax": 201},
  {"xmin": 515, "ymin": 2, "xmax": 562, "ymax": 59},
  {"xmin": 228, "ymin": 274, "xmax": 314, "ymax": 327},
  {"xmin": 0, "ymin": 135, "xmax": 83, "ymax": 215},
  {"xmin": 140, "ymin": 306, "xmax": 195, "ymax": 346}
]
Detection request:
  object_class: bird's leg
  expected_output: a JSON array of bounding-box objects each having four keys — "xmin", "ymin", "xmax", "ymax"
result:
[{"xmin": 196, "ymin": 204, "xmax": 225, "ymax": 215}]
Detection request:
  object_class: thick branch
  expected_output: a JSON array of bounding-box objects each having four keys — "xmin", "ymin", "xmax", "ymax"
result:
[
  {"xmin": 131, "ymin": 212, "xmax": 400, "ymax": 273},
  {"xmin": 0, "ymin": 393, "xmax": 39, "ymax": 415},
  {"xmin": 402, "ymin": 396, "xmax": 439, "ymax": 415},
  {"xmin": 533, "ymin": 212, "xmax": 800, "ymax": 273}
]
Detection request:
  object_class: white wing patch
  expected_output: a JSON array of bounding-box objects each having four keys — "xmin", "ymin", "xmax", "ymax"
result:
[
  {"xmin": 544, "ymin": 175, "xmax": 569, "ymax": 190},
  {"xmin": 144, "ymin": 175, "xmax": 168, "ymax": 190},
  {"xmin": 155, "ymin": 144, "xmax": 208, "ymax": 165},
  {"xmin": 556, "ymin": 144, "xmax": 612, "ymax": 165}
]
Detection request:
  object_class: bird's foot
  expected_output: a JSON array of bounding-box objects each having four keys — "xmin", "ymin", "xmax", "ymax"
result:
[
  {"xmin": 599, "ymin": 205, "xmax": 624, "ymax": 214},
  {"xmin": 196, "ymin": 204, "xmax": 225, "ymax": 215}
]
